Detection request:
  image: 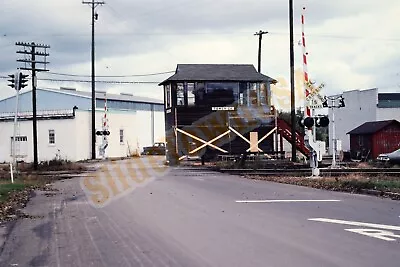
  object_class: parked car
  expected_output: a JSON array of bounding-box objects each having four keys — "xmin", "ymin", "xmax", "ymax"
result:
[
  {"xmin": 377, "ymin": 148, "xmax": 400, "ymax": 164},
  {"xmin": 142, "ymin": 142, "xmax": 166, "ymax": 155}
]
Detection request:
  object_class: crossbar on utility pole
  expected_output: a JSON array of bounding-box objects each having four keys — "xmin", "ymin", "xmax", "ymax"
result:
[
  {"xmin": 82, "ymin": 0, "xmax": 105, "ymax": 160},
  {"xmin": 254, "ymin": 30, "xmax": 268, "ymax": 73}
]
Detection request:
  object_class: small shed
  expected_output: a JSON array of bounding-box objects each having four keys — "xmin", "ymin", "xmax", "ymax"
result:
[{"xmin": 347, "ymin": 119, "xmax": 400, "ymax": 160}]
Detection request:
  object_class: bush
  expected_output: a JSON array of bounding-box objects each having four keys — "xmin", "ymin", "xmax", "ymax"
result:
[{"xmin": 39, "ymin": 158, "xmax": 70, "ymax": 168}]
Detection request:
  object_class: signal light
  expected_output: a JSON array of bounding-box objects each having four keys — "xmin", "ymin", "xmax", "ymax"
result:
[
  {"xmin": 339, "ymin": 97, "xmax": 345, "ymax": 108},
  {"xmin": 18, "ymin": 72, "xmax": 29, "ymax": 90},
  {"xmin": 299, "ymin": 117, "xmax": 315, "ymax": 128},
  {"xmin": 299, "ymin": 117, "xmax": 314, "ymax": 128},
  {"xmin": 7, "ymin": 74, "xmax": 16, "ymax": 89},
  {"xmin": 299, "ymin": 116, "xmax": 330, "ymax": 128},
  {"xmin": 303, "ymin": 117, "xmax": 314, "ymax": 128},
  {"xmin": 322, "ymin": 97, "xmax": 328, "ymax": 108},
  {"xmin": 96, "ymin": 130, "xmax": 110, "ymax": 136},
  {"xmin": 316, "ymin": 116, "xmax": 329, "ymax": 127}
]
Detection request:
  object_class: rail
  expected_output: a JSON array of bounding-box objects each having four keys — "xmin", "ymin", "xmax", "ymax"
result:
[{"xmin": 218, "ymin": 168, "xmax": 400, "ymax": 177}]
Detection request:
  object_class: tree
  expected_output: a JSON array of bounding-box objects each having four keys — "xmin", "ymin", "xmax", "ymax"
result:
[{"xmin": 277, "ymin": 108, "xmax": 305, "ymax": 135}]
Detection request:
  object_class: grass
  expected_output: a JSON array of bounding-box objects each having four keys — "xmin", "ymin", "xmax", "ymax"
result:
[
  {"xmin": 371, "ymin": 179, "xmax": 400, "ymax": 191},
  {"xmin": 246, "ymin": 174, "xmax": 400, "ymax": 199},
  {"xmin": 0, "ymin": 160, "xmax": 90, "ymax": 222},
  {"xmin": 0, "ymin": 182, "xmax": 27, "ymax": 203}
]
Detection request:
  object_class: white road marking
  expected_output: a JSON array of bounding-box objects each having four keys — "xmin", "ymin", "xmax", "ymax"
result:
[
  {"xmin": 345, "ymin": 229, "xmax": 400, "ymax": 241},
  {"xmin": 308, "ymin": 218, "xmax": 400, "ymax": 231},
  {"xmin": 236, "ymin": 199, "xmax": 341, "ymax": 203}
]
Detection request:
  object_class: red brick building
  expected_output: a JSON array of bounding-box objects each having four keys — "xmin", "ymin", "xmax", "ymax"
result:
[{"xmin": 347, "ymin": 120, "xmax": 400, "ymax": 160}]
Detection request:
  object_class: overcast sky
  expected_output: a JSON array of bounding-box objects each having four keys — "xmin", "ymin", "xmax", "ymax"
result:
[{"xmin": 1, "ymin": 0, "xmax": 399, "ymax": 110}]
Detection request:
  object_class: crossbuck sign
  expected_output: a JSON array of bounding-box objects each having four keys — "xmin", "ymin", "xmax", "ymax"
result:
[{"xmin": 306, "ymin": 81, "xmax": 325, "ymax": 109}]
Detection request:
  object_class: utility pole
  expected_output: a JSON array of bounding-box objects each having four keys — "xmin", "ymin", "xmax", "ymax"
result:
[
  {"xmin": 289, "ymin": 0, "xmax": 296, "ymax": 162},
  {"xmin": 254, "ymin": 30, "xmax": 268, "ymax": 73},
  {"xmin": 83, "ymin": 0, "xmax": 105, "ymax": 160},
  {"xmin": 16, "ymin": 42, "xmax": 50, "ymax": 170}
]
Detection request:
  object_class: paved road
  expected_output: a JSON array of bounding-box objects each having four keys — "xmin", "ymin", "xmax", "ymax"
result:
[{"xmin": 0, "ymin": 162, "xmax": 399, "ymax": 266}]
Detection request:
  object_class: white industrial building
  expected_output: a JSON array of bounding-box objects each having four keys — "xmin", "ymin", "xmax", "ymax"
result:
[
  {"xmin": 327, "ymin": 88, "xmax": 400, "ymax": 154},
  {"xmin": 0, "ymin": 87, "xmax": 165, "ymax": 163}
]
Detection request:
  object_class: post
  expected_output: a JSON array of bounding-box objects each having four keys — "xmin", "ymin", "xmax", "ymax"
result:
[
  {"xmin": 274, "ymin": 107, "xmax": 278, "ymax": 154},
  {"xmin": 12, "ymin": 71, "xmax": 20, "ymax": 166},
  {"xmin": 258, "ymin": 33, "xmax": 262, "ymax": 72},
  {"xmin": 151, "ymin": 104, "xmax": 155, "ymax": 145},
  {"xmin": 10, "ymin": 162, "xmax": 14, "ymax": 184},
  {"xmin": 312, "ymin": 108, "xmax": 316, "ymax": 142},
  {"xmin": 331, "ymin": 99, "xmax": 336, "ymax": 168},
  {"xmin": 31, "ymin": 44, "xmax": 39, "ymax": 169},
  {"xmin": 91, "ymin": 1, "xmax": 96, "ymax": 160},
  {"xmin": 289, "ymin": 0, "xmax": 297, "ymax": 162},
  {"xmin": 83, "ymin": 0, "xmax": 105, "ymax": 160},
  {"xmin": 254, "ymin": 30, "xmax": 268, "ymax": 73}
]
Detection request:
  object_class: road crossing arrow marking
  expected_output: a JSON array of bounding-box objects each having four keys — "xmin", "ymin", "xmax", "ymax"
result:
[{"xmin": 308, "ymin": 218, "xmax": 400, "ymax": 242}]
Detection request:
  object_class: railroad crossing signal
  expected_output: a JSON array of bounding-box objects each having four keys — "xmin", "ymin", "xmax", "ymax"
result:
[
  {"xmin": 96, "ymin": 130, "xmax": 110, "ymax": 136},
  {"xmin": 299, "ymin": 116, "xmax": 329, "ymax": 128}
]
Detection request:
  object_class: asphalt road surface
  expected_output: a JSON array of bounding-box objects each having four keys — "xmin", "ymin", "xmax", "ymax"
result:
[{"xmin": 1, "ymin": 162, "xmax": 399, "ymax": 267}]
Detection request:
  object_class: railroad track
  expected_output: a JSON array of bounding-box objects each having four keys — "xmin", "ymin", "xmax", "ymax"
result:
[{"xmin": 218, "ymin": 168, "xmax": 400, "ymax": 177}]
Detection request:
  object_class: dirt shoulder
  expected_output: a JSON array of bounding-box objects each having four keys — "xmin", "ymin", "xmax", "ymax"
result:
[
  {"xmin": 0, "ymin": 160, "xmax": 90, "ymax": 224},
  {"xmin": 244, "ymin": 174, "xmax": 400, "ymax": 200}
]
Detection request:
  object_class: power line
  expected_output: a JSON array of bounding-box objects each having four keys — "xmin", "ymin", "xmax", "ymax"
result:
[
  {"xmin": 2, "ymin": 31, "xmax": 400, "ymax": 42},
  {"xmin": 1, "ymin": 76, "xmax": 398, "ymax": 88},
  {"xmin": 45, "ymin": 70, "xmax": 175, "ymax": 78},
  {"xmin": 0, "ymin": 76, "xmax": 160, "ymax": 84},
  {"xmin": 268, "ymin": 32, "xmax": 400, "ymax": 42},
  {"xmin": 37, "ymin": 78, "xmax": 160, "ymax": 84}
]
